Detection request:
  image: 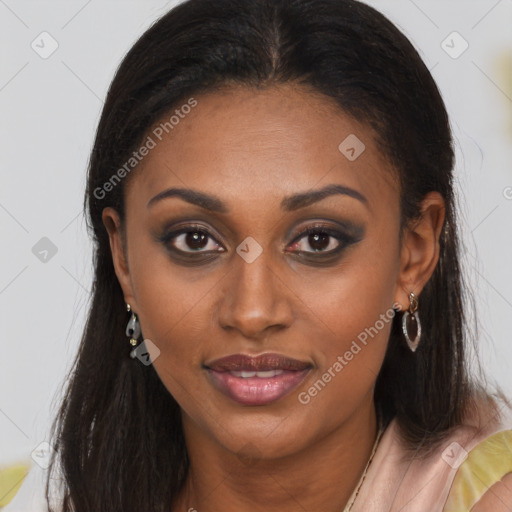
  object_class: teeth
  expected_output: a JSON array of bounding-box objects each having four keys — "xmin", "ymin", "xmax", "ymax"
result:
[
  {"xmin": 256, "ymin": 369, "xmax": 284, "ymax": 378},
  {"xmin": 230, "ymin": 369, "xmax": 285, "ymax": 378}
]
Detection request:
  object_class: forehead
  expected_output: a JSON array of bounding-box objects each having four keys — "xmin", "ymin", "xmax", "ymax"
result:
[{"xmin": 127, "ymin": 84, "xmax": 399, "ymax": 215}]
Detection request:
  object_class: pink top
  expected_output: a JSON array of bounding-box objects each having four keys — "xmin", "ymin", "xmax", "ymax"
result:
[{"xmin": 351, "ymin": 398, "xmax": 512, "ymax": 511}]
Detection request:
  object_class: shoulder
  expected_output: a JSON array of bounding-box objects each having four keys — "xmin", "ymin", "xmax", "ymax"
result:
[
  {"xmin": 332, "ymin": 390, "xmax": 512, "ymax": 511},
  {"xmin": 443, "ymin": 392, "xmax": 512, "ymax": 512},
  {"xmin": 469, "ymin": 472, "xmax": 512, "ymax": 512},
  {"xmin": 352, "ymin": 390, "xmax": 512, "ymax": 511}
]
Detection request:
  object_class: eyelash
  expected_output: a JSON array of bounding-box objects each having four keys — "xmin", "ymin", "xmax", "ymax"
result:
[{"xmin": 158, "ymin": 222, "xmax": 359, "ymax": 262}]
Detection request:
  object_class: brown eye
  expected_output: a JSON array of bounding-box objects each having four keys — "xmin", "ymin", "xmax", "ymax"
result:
[
  {"xmin": 289, "ymin": 229, "xmax": 342, "ymax": 254},
  {"xmin": 307, "ymin": 232, "xmax": 331, "ymax": 252},
  {"xmin": 158, "ymin": 225, "xmax": 224, "ymax": 255},
  {"xmin": 184, "ymin": 231, "xmax": 209, "ymax": 250},
  {"xmin": 171, "ymin": 230, "xmax": 222, "ymax": 252}
]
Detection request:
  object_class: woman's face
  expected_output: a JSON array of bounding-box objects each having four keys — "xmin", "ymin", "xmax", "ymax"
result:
[{"xmin": 104, "ymin": 84, "xmax": 435, "ymax": 460}]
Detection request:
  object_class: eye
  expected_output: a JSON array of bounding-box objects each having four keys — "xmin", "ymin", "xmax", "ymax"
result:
[
  {"xmin": 287, "ymin": 224, "xmax": 358, "ymax": 256},
  {"xmin": 159, "ymin": 225, "xmax": 224, "ymax": 254},
  {"xmin": 290, "ymin": 230, "xmax": 338, "ymax": 253}
]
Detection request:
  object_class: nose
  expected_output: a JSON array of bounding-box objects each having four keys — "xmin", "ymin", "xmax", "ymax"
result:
[{"xmin": 217, "ymin": 249, "xmax": 294, "ymax": 340}]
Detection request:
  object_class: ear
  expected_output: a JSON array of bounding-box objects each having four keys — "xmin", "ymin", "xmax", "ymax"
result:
[
  {"xmin": 393, "ymin": 191, "xmax": 445, "ymax": 311},
  {"xmin": 102, "ymin": 207, "xmax": 138, "ymax": 311}
]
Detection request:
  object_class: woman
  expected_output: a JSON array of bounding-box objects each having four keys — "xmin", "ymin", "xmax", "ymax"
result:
[{"xmin": 29, "ymin": 0, "xmax": 512, "ymax": 510}]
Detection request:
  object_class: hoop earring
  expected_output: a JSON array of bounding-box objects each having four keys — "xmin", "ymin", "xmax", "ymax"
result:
[
  {"xmin": 402, "ymin": 292, "xmax": 421, "ymax": 352},
  {"xmin": 125, "ymin": 303, "xmax": 141, "ymax": 348}
]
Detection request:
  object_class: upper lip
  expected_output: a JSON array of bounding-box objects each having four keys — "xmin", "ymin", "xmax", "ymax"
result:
[{"xmin": 205, "ymin": 352, "xmax": 312, "ymax": 372}]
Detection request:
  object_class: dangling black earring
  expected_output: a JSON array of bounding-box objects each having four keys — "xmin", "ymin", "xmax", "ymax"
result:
[{"xmin": 125, "ymin": 303, "xmax": 141, "ymax": 351}]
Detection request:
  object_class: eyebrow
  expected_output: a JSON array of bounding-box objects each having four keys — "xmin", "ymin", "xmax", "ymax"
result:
[{"xmin": 146, "ymin": 184, "xmax": 368, "ymax": 212}]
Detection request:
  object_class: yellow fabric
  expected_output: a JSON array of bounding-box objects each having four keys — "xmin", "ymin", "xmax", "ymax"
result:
[
  {"xmin": 0, "ymin": 464, "xmax": 30, "ymax": 508},
  {"xmin": 443, "ymin": 429, "xmax": 512, "ymax": 511}
]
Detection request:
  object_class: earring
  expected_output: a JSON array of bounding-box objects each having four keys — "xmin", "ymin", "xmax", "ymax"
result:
[
  {"xmin": 125, "ymin": 303, "xmax": 141, "ymax": 347},
  {"xmin": 402, "ymin": 292, "xmax": 421, "ymax": 352}
]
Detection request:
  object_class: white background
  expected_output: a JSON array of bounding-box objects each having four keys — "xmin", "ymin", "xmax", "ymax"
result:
[{"xmin": 1, "ymin": 0, "xmax": 511, "ymax": 495}]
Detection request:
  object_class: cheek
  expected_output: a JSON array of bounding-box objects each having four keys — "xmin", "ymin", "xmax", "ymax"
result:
[
  {"xmin": 301, "ymin": 229, "xmax": 399, "ymax": 338},
  {"xmin": 296, "ymin": 272, "xmax": 396, "ymax": 379},
  {"xmin": 294, "ymin": 232, "xmax": 400, "ymax": 398},
  {"xmin": 131, "ymin": 263, "xmax": 215, "ymax": 359},
  {"xmin": 124, "ymin": 223, "xmax": 217, "ymax": 382},
  {"xmin": 132, "ymin": 269, "xmax": 215, "ymax": 405}
]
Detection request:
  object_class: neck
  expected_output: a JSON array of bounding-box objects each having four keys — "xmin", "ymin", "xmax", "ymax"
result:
[{"xmin": 172, "ymin": 399, "xmax": 379, "ymax": 512}]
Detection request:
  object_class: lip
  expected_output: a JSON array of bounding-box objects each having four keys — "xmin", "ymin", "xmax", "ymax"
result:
[{"xmin": 204, "ymin": 352, "xmax": 312, "ymax": 406}]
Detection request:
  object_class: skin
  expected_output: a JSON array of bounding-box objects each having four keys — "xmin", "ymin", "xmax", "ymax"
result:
[
  {"xmin": 471, "ymin": 473, "xmax": 512, "ymax": 511},
  {"xmin": 103, "ymin": 83, "xmax": 445, "ymax": 511}
]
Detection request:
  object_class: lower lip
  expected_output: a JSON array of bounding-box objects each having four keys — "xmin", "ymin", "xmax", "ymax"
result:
[{"xmin": 207, "ymin": 368, "xmax": 310, "ymax": 406}]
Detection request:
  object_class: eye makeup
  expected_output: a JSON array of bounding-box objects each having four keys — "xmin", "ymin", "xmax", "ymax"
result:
[{"xmin": 153, "ymin": 217, "xmax": 365, "ymax": 267}]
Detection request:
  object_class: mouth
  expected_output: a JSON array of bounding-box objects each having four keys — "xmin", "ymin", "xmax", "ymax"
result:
[{"xmin": 204, "ymin": 352, "xmax": 312, "ymax": 406}]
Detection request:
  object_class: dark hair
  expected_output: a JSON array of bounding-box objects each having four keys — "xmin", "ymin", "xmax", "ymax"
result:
[{"xmin": 46, "ymin": 0, "xmax": 502, "ymax": 510}]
